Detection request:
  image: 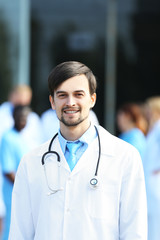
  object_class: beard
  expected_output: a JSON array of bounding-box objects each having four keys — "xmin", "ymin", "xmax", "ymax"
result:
[{"xmin": 58, "ymin": 111, "xmax": 89, "ymax": 127}]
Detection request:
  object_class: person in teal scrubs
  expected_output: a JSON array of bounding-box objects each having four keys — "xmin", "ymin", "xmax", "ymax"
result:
[
  {"xmin": 0, "ymin": 105, "xmax": 30, "ymax": 240},
  {"xmin": 117, "ymin": 102, "xmax": 147, "ymax": 160}
]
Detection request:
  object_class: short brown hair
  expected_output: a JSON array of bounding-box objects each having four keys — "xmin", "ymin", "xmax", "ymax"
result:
[{"xmin": 48, "ymin": 61, "xmax": 97, "ymax": 96}]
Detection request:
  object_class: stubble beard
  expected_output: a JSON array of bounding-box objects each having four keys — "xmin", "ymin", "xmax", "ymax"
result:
[{"xmin": 58, "ymin": 111, "xmax": 89, "ymax": 127}]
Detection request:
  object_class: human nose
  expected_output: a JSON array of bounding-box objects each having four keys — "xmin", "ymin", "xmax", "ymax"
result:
[{"xmin": 66, "ymin": 95, "xmax": 76, "ymax": 106}]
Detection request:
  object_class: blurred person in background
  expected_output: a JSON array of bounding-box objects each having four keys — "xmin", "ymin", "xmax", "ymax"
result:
[
  {"xmin": 0, "ymin": 167, "xmax": 5, "ymax": 240},
  {"xmin": 40, "ymin": 108, "xmax": 59, "ymax": 142},
  {"xmin": 0, "ymin": 84, "xmax": 43, "ymax": 149},
  {"xmin": 143, "ymin": 96, "xmax": 160, "ymax": 240},
  {"xmin": 117, "ymin": 102, "xmax": 147, "ymax": 160},
  {"xmin": 0, "ymin": 85, "xmax": 32, "ymax": 136},
  {"xmin": 41, "ymin": 108, "xmax": 99, "ymax": 142},
  {"xmin": 0, "ymin": 105, "xmax": 30, "ymax": 240}
]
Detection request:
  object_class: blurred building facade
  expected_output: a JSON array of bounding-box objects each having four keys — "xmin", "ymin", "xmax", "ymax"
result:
[{"xmin": 0, "ymin": 0, "xmax": 160, "ymax": 129}]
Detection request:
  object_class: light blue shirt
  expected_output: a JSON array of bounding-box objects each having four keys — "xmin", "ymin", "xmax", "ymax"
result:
[{"xmin": 58, "ymin": 124, "xmax": 97, "ymax": 165}]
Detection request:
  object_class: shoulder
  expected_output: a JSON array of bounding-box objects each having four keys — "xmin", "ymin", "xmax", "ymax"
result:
[
  {"xmin": 130, "ymin": 128, "xmax": 145, "ymax": 137},
  {"xmin": 1, "ymin": 128, "xmax": 17, "ymax": 141},
  {"xmin": 41, "ymin": 109, "xmax": 58, "ymax": 121},
  {"xmin": 14, "ymin": 140, "xmax": 49, "ymax": 178},
  {"xmin": 23, "ymin": 140, "xmax": 50, "ymax": 159},
  {"xmin": 0, "ymin": 102, "xmax": 11, "ymax": 111},
  {"xmin": 98, "ymin": 126, "xmax": 143, "ymax": 177},
  {"xmin": 98, "ymin": 125, "xmax": 131, "ymax": 147},
  {"xmin": 28, "ymin": 111, "xmax": 40, "ymax": 121},
  {"xmin": 98, "ymin": 125, "xmax": 140, "ymax": 158}
]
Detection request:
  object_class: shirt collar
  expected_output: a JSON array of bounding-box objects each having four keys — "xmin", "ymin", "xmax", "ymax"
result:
[{"xmin": 58, "ymin": 124, "xmax": 97, "ymax": 154}]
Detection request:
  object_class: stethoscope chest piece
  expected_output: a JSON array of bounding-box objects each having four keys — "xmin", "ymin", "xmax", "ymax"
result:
[{"xmin": 90, "ymin": 177, "xmax": 99, "ymax": 189}]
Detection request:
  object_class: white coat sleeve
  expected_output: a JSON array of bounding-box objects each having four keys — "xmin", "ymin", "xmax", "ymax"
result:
[
  {"xmin": 119, "ymin": 147, "xmax": 148, "ymax": 240},
  {"xmin": 8, "ymin": 159, "xmax": 35, "ymax": 240}
]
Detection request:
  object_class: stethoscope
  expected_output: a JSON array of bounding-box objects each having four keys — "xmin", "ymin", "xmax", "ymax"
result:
[{"xmin": 41, "ymin": 126, "xmax": 101, "ymax": 195}]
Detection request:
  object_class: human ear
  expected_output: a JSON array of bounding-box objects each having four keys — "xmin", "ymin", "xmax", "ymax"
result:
[
  {"xmin": 90, "ymin": 93, "xmax": 96, "ymax": 108},
  {"xmin": 49, "ymin": 95, "xmax": 55, "ymax": 110}
]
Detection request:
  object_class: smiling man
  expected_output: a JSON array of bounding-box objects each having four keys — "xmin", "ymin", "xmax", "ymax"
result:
[
  {"xmin": 9, "ymin": 61, "xmax": 147, "ymax": 240},
  {"xmin": 49, "ymin": 73, "xmax": 96, "ymax": 140}
]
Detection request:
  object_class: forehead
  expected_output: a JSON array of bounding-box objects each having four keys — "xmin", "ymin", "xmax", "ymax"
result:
[{"xmin": 55, "ymin": 74, "xmax": 90, "ymax": 92}]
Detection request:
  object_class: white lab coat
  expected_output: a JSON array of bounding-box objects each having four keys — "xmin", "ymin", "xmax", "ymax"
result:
[{"xmin": 9, "ymin": 126, "xmax": 147, "ymax": 240}]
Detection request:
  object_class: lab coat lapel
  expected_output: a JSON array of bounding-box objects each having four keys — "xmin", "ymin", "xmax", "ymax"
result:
[
  {"xmin": 70, "ymin": 137, "xmax": 99, "ymax": 175},
  {"xmin": 47, "ymin": 126, "xmax": 115, "ymax": 175},
  {"xmin": 70, "ymin": 126, "xmax": 115, "ymax": 175}
]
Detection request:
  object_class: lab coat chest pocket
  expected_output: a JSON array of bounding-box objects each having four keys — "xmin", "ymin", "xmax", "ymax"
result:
[{"xmin": 87, "ymin": 183, "xmax": 119, "ymax": 221}]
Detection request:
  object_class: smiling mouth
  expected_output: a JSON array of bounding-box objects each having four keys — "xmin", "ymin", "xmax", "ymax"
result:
[
  {"xmin": 64, "ymin": 110, "xmax": 79, "ymax": 114},
  {"xmin": 63, "ymin": 108, "xmax": 80, "ymax": 114}
]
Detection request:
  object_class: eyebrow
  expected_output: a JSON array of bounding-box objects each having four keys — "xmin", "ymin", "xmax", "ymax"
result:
[{"xmin": 56, "ymin": 90, "xmax": 85, "ymax": 95}]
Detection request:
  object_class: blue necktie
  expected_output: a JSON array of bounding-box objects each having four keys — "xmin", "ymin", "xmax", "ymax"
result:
[{"xmin": 66, "ymin": 141, "xmax": 82, "ymax": 171}]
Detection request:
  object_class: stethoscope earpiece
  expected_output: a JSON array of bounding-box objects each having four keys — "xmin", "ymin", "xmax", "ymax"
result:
[{"xmin": 90, "ymin": 177, "xmax": 99, "ymax": 189}]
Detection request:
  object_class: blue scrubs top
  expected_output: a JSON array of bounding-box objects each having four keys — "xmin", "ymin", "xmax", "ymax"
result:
[
  {"xmin": 119, "ymin": 128, "xmax": 146, "ymax": 161},
  {"xmin": 0, "ymin": 127, "xmax": 29, "ymax": 240}
]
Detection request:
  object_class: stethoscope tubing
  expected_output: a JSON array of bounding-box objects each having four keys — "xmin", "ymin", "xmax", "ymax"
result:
[
  {"xmin": 41, "ymin": 133, "xmax": 59, "ymax": 165},
  {"xmin": 94, "ymin": 126, "xmax": 101, "ymax": 177},
  {"xmin": 41, "ymin": 126, "xmax": 101, "ymax": 189}
]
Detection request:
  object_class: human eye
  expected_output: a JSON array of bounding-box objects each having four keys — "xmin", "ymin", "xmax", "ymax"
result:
[
  {"xmin": 75, "ymin": 91, "xmax": 85, "ymax": 98},
  {"xmin": 57, "ymin": 92, "xmax": 67, "ymax": 98}
]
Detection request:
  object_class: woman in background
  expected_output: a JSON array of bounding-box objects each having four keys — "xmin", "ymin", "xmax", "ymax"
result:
[{"xmin": 117, "ymin": 102, "xmax": 147, "ymax": 160}]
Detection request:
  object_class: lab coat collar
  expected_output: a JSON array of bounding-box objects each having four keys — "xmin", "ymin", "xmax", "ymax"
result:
[
  {"xmin": 68, "ymin": 126, "xmax": 116, "ymax": 175},
  {"xmin": 58, "ymin": 124, "xmax": 97, "ymax": 154},
  {"xmin": 36, "ymin": 125, "xmax": 115, "ymax": 158},
  {"xmin": 34, "ymin": 126, "xmax": 117, "ymax": 156},
  {"xmin": 96, "ymin": 125, "xmax": 115, "ymax": 157},
  {"xmin": 36, "ymin": 126, "xmax": 116, "ymax": 175}
]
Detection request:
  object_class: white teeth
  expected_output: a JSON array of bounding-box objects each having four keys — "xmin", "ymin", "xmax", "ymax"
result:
[{"xmin": 66, "ymin": 111, "xmax": 77, "ymax": 113}]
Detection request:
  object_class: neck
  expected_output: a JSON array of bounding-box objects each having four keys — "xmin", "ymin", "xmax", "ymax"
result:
[
  {"xmin": 149, "ymin": 117, "xmax": 160, "ymax": 131},
  {"xmin": 123, "ymin": 122, "xmax": 135, "ymax": 132},
  {"xmin": 14, "ymin": 126, "xmax": 21, "ymax": 132},
  {"xmin": 60, "ymin": 121, "xmax": 91, "ymax": 141}
]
